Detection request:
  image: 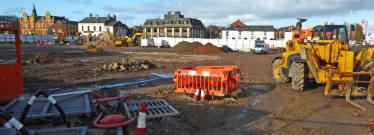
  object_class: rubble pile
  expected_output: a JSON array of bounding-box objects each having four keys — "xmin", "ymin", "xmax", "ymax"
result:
[
  {"xmin": 24, "ymin": 54, "xmax": 62, "ymax": 65},
  {"xmin": 220, "ymin": 45, "xmax": 234, "ymax": 52},
  {"xmin": 94, "ymin": 57, "xmax": 156, "ymax": 72},
  {"xmin": 84, "ymin": 41, "xmax": 115, "ymax": 48}
]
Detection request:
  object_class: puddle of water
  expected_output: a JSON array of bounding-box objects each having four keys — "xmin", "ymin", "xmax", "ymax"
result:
[
  {"xmin": 80, "ymin": 60, "xmax": 88, "ymax": 63},
  {"xmin": 236, "ymin": 114, "xmax": 245, "ymax": 119},
  {"xmin": 151, "ymin": 73, "xmax": 174, "ymax": 78},
  {"xmin": 0, "ymin": 59, "xmax": 17, "ymax": 62},
  {"xmin": 0, "ymin": 49, "xmax": 29, "ymax": 51},
  {"xmin": 97, "ymin": 77, "xmax": 159, "ymax": 88}
]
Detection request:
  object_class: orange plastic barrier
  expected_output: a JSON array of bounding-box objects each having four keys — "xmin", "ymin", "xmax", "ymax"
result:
[{"xmin": 173, "ymin": 66, "xmax": 242, "ymax": 96}]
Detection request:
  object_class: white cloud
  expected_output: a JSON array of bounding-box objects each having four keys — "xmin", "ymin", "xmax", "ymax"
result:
[
  {"xmin": 103, "ymin": 0, "xmax": 374, "ymax": 27},
  {"xmin": 6, "ymin": 7, "xmax": 26, "ymax": 13}
]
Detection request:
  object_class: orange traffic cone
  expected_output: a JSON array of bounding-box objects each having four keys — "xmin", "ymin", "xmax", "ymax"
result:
[
  {"xmin": 199, "ymin": 90, "xmax": 208, "ymax": 103},
  {"xmin": 193, "ymin": 89, "xmax": 200, "ymax": 100},
  {"xmin": 133, "ymin": 101, "xmax": 147, "ymax": 135}
]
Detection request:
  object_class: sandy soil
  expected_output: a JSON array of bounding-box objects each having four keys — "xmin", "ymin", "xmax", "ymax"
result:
[{"xmin": 1, "ymin": 44, "xmax": 374, "ymax": 135}]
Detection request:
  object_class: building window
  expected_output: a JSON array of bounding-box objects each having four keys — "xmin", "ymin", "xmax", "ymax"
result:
[
  {"xmin": 251, "ymin": 31, "xmax": 254, "ymax": 36},
  {"xmin": 107, "ymin": 28, "xmax": 110, "ymax": 33},
  {"xmin": 94, "ymin": 26, "xmax": 96, "ymax": 31},
  {"xmin": 82, "ymin": 26, "xmax": 84, "ymax": 31},
  {"xmin": 87, "ymin": 26, "xmax": 90, "ymax": 31},
  {"xmin": 175, "ymin": 29, "xmax": 180, "ymax": 32},
  {"xmin": 59, "ymin": 30, "xmax": 61, "ymax": 33},
  {"xmin": 183, "ymin": 29, "xmax": 187, "ymax": 32},
  {"xmin": 149, "ymin": 22, "xmax": 152, "ymax": 25},
  {"xmin": 264, "ymin": 31, "xmax": 267, "ymax": 36},
  {"xmin": 147, "ymin": 29, "xmax": 151, "ymax": 32},
  {"xmin": 154, "ymin": 29, "xmax": 157, "ymax": 32},
  {"xmin": 232, "ymin": 37, "xmax": 235, "ymax": 40},
  {"xmin": 239, "ymin": 31, "xmax": 242, "ymax": 35},
  {"xmin": 168, "ymin": 29, "xmax": 172, "ymax": 32},
  {"xmin": 53, "ymin": 30, "xmax": 55, "ymax": 33},
  {"xmin": 23, "ymin": 21, "xmax": 28, "ymax": 28},
  {"xmin": 99, "ymin": 26, "xmax": 101, "ymax": 31},
  {"xmin": 46, "ymin": 21, "xmax": 50, "ymax": 27},
  {"xmin": 244, "ymin": 37, "xmax": 248, "ymax": 40}
]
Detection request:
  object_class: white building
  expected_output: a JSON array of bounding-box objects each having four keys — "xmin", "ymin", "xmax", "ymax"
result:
[
  {"xmin": 222, "ymin": 25, "xmax": 275, "ymax": 41},
  {"xmin": 78, "ymin": 14, "xmax": 128, "ymax": 39}
]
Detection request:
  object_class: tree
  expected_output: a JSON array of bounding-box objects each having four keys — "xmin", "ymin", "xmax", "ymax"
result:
[
  {"xmin": 205, "ymin": 26, "xmax": 217, "ymax": 38},
  {"xmin": 354, "ymin": 23, "xmax": 364, "ymax": 41},
  {"xmin": 8, "ymin": 15, "xmax": 20, "ymax": 28}
]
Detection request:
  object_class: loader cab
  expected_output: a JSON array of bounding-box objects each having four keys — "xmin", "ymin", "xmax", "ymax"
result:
[
  {"xmin": 311, "ymin": 25, "xmax": 348, "ymax": 44},
  {"xmin": 115, "ymin": 35, "xmax": 122, "ymax": 41}
]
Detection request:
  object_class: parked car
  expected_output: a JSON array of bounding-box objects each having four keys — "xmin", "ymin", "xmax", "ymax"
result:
[
  {"xmin": 141, "ymin": 39, "xmax": 155, "ymax": 47},
  {"xmin": 252, "ymin": 40, "xmax": 269, "ymax": 54},
  {"xmin": 155, "ymin": 39, "xmax": 170, "ymax": 48}
]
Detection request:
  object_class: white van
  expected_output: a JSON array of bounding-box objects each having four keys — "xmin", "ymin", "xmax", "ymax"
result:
[
  {"xmin": 141, "ymin": 39, "xmax": 155, "ymax": 47},
  {"xmin": 155, "ymin": 40, "xmax": 170, "ymax": 48}
]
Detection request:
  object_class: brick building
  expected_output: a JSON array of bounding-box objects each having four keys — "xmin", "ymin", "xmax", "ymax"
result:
[
  {"xmin": 0, "ymin": 16, "xmax": 14, "ymax": 34},
  {"xmin": 20, "ymin": 4, "xmax": 78, "ymax": 35}
]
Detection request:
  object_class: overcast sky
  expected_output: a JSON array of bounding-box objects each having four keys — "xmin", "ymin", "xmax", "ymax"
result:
[{"xmin": 2, "ymin": 0, "xmax": 374, "ymax": 33}]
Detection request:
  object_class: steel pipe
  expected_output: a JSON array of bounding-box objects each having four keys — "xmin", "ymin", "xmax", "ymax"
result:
[{"xmin": 0, "ymin": 109, "xmax": 31, "ymax": 135}]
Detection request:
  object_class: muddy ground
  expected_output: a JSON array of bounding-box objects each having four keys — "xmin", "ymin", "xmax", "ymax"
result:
[{"xmin": 1, "ymin": 44, "xmax": 374, "ymax": 135}]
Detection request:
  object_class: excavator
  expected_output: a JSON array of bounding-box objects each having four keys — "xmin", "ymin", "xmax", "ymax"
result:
[
  {"xmin": 53, "ymin": 28, "xmax": 80, "ymax": 45},
  {"xmin": 95, "ymin": 33, "xmax": 123, "ymax": 47},
  {"xmin": 272, "ymin": 18, "xmax": 374, "ymax": 110},
  {"xmin": 121, "ymin": 33, "xmax": 145, "ymax": 47},
  {"xmin": 95, "ymin": 32, "xmax": 145, "ymax": 47}
]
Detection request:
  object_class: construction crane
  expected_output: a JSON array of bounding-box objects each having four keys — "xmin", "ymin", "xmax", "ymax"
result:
[
  {"xmin": 271, "ymin": 18, "xmax": 374, "ymax": 110},
  {"xmin": 53, "ymin": 28, "xmax": 80, "ymax": 45}
]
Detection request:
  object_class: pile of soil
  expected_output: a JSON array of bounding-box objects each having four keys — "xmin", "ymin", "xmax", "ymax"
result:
[
  {"xmin": 84, "ymin": 41, "xmax": 115, "ymax": 48},
  {"xmin": 194, "ymin": 43, "xmax": 224, "ymax": 53},
  {"xmin": 169, "ymin": 41, "xmax": 202, "ymax": 53},
  {"xmin": 220, "ymin": 45, "xmax": 234, "ymax": 52},
  {"xmin": 25, "ymin": 54, "xmax": 61, "ymax": 65},
  {"xmin": 268, "ymin": 47, "xmax": 285, "ymax": 53}
]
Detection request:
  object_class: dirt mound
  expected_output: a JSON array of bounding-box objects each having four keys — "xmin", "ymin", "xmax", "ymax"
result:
[
  {"xmin": 269, "ymin": 47, "xmax": 285, "ymax": 53},
  {"xmin": 220, "ymin": 45, "xmax": 234, "ymax": 52},
  {"xmin": 84, "ymin": 41, "xmax": 115, "ymax": 48},
  {"xmin": 169, "ymin": 41, "xmax": 202, "ymax": 53},
  {"xmin": 194, "ymin": 43, "xmax": 224, "ymax": 53},
  {"xmin": 34, "ymin": 54, "xmax": 57, "ymax": 64}
]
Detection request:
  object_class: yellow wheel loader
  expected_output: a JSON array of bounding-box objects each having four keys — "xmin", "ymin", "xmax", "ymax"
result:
[{"xmin": 272, "ymin": 18, "xmax": 374, "ymax": 110}]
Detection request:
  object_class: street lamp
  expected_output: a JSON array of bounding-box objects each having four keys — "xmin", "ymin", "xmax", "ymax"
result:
[{"xmin": 132, "ymin": 17, "xmax": 137, "ymax": 37}]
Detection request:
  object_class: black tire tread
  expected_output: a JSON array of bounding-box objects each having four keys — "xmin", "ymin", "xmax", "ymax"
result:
[{"xmin": 292, "ymin": 63, "xmax": 305, "ymax": 91}]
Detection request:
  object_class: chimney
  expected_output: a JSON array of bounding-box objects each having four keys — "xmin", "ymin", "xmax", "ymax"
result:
[
  {"xmin": 97, "ymin": 14, "xmax": 98, "ymax": 19},
  {"xmin": 63, "ymin": 16, "xmax": 65, "ymax": 18},
  {"xmin": 107, "ymin": 14, "xmax": 110, "ymax": 20},
  {"xmin": 114, "ymin": 15, "xmax": 116, "ymax": 21},
  {"xmin": 89, "ymin": 13, "xmax": 92, "ymax": 18},
  {"xmin": 66, "ymin": 18, "xmax": 69, "ymax": 21}
]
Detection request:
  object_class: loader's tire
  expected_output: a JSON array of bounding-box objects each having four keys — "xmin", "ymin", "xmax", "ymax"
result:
[
  {"xmin": 291, "ymin": 62, "xmax": 305, "ymax": 91},
  {"xmin": 272, "ymin": 59, "xmax": 289, "ymax": 83}
]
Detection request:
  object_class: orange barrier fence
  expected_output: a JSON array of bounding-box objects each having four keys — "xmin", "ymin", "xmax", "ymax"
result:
[{"xmin": 173, "ymin": 66, "xmax": 241, "ymax": 96}]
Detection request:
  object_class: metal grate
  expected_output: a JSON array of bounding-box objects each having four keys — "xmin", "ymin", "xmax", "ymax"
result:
[
  {"xmin": 4, "ymin": 92, "xmax": 93, "ymax": 119},
  {"xmin": 123, "ymin": 99, "xmax": 179, "ymax": 119},
  {"xmin": 15, "ymin": 126, "xmax": 88, "ymax": 135}
]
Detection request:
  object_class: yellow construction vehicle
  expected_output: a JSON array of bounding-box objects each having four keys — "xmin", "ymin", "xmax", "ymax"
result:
[
  {"xmin": 124, "ymin": 33, "xmax": 145, "ymax": 46},
  {"xmin": 53, "ymin": 28, "xmax": 80, "ymax": 44},
  {"xmin": 96, "ymin": 33, "xmax": 125, "ymax": 47},
  {"xmin": 272, "ymin": 18, "xmax": 374, "ymax": 110}
]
